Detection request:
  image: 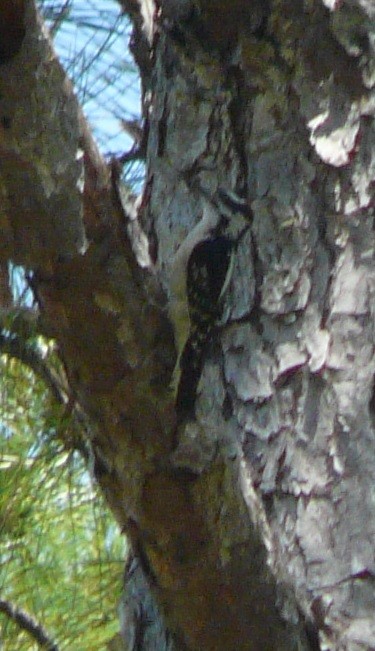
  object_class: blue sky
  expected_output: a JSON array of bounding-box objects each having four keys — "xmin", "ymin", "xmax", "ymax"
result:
[
  {"xmin": 42, "ymin": 0, "xmax": 142, "ymax": 163},
  {"xmin": 10, "ymin": 2, "xmax": 144, "ymax": 304}
]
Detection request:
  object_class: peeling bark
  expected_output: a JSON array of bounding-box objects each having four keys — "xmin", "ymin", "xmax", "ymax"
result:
[
  {"xmin": 135, "ymin": 0, "xmax": 375, "ymax": 648},
  {"xmin": 1, "ymin": 0, "xmax": 374, "ymax": 649}
]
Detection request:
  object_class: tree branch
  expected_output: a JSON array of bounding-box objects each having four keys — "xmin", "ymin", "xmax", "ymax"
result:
[
  {"xmin": 0, "ymin": 2, "xmax": 329, "ymax": 648},
  {"xmin": 0, "ymin": 599, "xmax": 59, "ymax": 650},
  {"xmin": 0, "ymin": 332, "xmax": 64, "ymax": 404}
]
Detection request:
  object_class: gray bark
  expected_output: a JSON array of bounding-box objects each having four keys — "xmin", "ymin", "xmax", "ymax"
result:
[
  {"xmin": 0, "ymin": 0, "xmax": 374, "ymax": 649},
  {"xmin": 133, "ymin": 0, "xmax": 375, "ymax": 648}
]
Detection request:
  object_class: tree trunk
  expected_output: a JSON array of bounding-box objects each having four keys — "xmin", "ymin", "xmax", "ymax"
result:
[{"xmin": 1, "ymin": 0, "xmax": 374, "ymax": 649}]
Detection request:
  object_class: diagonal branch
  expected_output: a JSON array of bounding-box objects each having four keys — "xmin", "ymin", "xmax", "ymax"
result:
[
  {"xmin": 0, "ymin": 0, "xmax": 176, "ymax": 521},
  {"xmin": 0, "ymin": 598, "xmax": 59, "ymax": 650},
  {"xmin": 0, "ymin": 3, "xmax": 310, "ymax": 649}
]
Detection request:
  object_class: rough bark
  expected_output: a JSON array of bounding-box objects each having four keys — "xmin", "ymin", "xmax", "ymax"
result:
[
  {"xmin": 0, "ymin": 0, "xmax": 374, "ymax": 650},
  {"xmin": 140, "ymin": 0, "xmax": 374, "ymax": 648}
]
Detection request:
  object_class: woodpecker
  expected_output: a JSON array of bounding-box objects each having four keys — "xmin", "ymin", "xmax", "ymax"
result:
[{"xmin": 168, "ymin": 188, "xmax": 250, "ymax": 421}]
